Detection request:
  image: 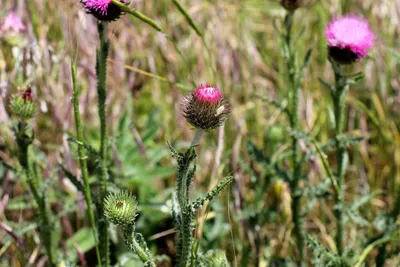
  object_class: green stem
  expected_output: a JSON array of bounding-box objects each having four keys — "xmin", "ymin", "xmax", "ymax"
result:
[
  {"xmin": 71, "ymin": 63, "xmax": 102, "ymax": 267},
  {"xmin": 355, "ymin": 236, "xmax": 392, "ymax": 267},
  {"xmin": 123, "ymin": 228, "xmax": 156, "ymax": 267},
  {"xmin": 111, "ymin": 0, "xmax": 163, "ymax": 33},
  {"xmin": 190, "ymin": 129, "xmax": 203, "ymax": 147},
  {"xmin": 284, "ymin": 11, "xmax": 305, "ymax": 265},
  {"xmin": 332, "ymin": 64, "xmax": 348, "ymax": 255},
  {"xmin": 16, "ymin": 123, "xmax": 55, "ymax": 266},
  {"xmin": 97, "ymin": 22, "xmax": 110, "ymax": 266},
  {"xmin": 176, "ymin": 134, "xmax": 199, "ymax": 267}
]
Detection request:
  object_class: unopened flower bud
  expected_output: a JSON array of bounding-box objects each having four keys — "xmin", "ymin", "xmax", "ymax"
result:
[
  {"xmin": 325, "ymin": 15, "xmax": 374, "ymax": 65},
  {"xmin": 9, "ymin": 87, "xmax": 37, "ymax": 120},
  {"xmin": 104, "ymin": 191, "xmax": 138, "ymax": 227},
  {"xmin": 81, "ymin": 0, "xmax": 129, "ymax": 22},
  {"xmin": 182, "ymin": 84, "xmax": 231, "ymax": 132},
  {"xmin": 280, "ymin": 0, "xmax": 304, "ymax": 11}
]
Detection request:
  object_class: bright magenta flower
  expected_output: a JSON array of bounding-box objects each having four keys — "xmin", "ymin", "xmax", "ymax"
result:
[
  {"xmin": 1, "ymin": 12, "xmax": 26, "ymax": 33},
  {"xmin": 325, "ymin": 15, "xmax": 374, "ymax": 64},
  {"xmin": 81, "ymin": 0, "xmax": 128, "ymax": 21},
  {"xmin": 182, "ymin": 84, "xmax": 231, "ymax": 131},
  {"xmin": 194, "ymin": 84, "xmax": 223, "ymax": 103}
]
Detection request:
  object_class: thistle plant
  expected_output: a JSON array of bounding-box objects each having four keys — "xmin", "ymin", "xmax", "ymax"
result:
[
  {"xmin": 10, "ymin": 88, "xmax": 55, "ymax": 266},
  {"xmin": 79, "ymin": 1, "xmax": 165, "ymax": 265},
  {"xmin": 279, "ymin": 2, "xmax": 311, "ymax": 264},
  {"xmin": 321, "ymin": 15, "xmax": 374, "ymax": 255},
  {"xmin": 104, "ymin": 191, "xmax": 156, "ymax": 267},
  {"xmin": 170, "ymin": 84, "xmax": 233, "ymax": 266}
]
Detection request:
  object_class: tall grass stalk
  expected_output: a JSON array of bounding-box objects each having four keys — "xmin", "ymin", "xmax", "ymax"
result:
[
  {"xmin": 71, "ymin": 63, "xmax": 102, "ymax": 267},
  {"xmin": 283, "ymin": 10, "xmax": 305, "ymax": 264},
  {"xmin": 96, "ymin": 22, "xmax": 110, "ymax": 266}
]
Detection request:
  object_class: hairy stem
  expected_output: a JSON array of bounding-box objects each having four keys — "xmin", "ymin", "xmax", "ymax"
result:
[
  {"xmin": 284, "ymin": 11, "xmax": 305, "ymax": 265},
  {"xmin": 122, "ymin": 226, "xmax": 156, "ymax": 267},
  {"xmin": 332, "ymin": 64, "xmax": 348, "ymax": 255},
  {"xmin": 16, "ymin": 123, "xmax": 55, "ymax": 266},
  {"xmin": 97, "ymin": 22, "xmax": 110, "ymax": 266},
  {"xmin": 71, "ymin": 63, "xmax": 102, "ymax": 267}
]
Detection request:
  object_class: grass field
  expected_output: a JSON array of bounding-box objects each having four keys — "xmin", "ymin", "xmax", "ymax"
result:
[{"xmin": 0, "ymin": 0, "xmax": 400, "ymax": 266}]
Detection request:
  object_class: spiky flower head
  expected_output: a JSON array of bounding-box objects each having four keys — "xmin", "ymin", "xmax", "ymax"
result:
[
  {"xmin": 104, "ymin": 191, "xmax": 138, "ymax": 227},
  {"xmin": 325, "ymin": 15, "xmax": 374, "ymax": 64},
  {"xmin": 280, "ymin": 0, "xmax": 304, "ymax": 11},
  {"xmin": 9, "ymin": 87, "xmax": 37, "ymax": 120},
  {"xmin": 1, "ymin": 12, "xmax": 26, "ymax": 33},
  {"xmin": 81, "ymin": 0, "xmax": 129, "ymax": 22},
  {"xmin": 182, "ymin": 84, "xmax": 231, "ymax": 132}
]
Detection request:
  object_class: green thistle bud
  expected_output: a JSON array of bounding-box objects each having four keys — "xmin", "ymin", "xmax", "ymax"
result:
[
  {"xmin": 9, "ymin": 87, "xmax": 37, "ymax": 120},
  {"xmin": 104, "ymin": 191, "xmax": 138, "ymax": 227}
]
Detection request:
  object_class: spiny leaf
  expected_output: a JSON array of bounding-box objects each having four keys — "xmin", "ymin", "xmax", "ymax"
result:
[{"xmin": 192, "ymin": 176, "xmax": 234, "ymax": 210}]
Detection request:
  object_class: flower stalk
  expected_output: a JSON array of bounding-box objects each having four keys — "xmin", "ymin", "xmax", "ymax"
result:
[
  {"xmin": 71, "ymin": 63, "xmax": 102, "ymax": 266},
  {"xmin": 96, "ymin": 21, "xmax": 110, "ymax": 266},
  {"xmin": 15, "ymin": 122, "xmax": 55, "ymax": 266},
  {"xmin": 330, "ymin": 62, "xmax": 348, "ymax": 255}
]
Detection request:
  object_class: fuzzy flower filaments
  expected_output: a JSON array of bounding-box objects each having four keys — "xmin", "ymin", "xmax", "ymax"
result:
[
  {"xmin": 325, "ymin": 15, "xmax": 374, "ymax": 64},
  {"xmin": 81, "ymin": 0, "xmax": 129, "ymax": 21},
  {"xmin": 182, "ymin": 84, "xmax": 231, "ymax": 132}
]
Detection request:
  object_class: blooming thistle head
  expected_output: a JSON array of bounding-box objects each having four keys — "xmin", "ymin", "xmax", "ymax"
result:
[
  {"xmin": 81, "ymin": 0, "xmax": 129, "ymax": 22},
  {"xmin": 280, "ymin": 0, "xmax": 304, "ymax": 11},
  {"xmin": 182, "ymin": 84, "xmax": 231, "ymax": 132},
  {"xmin": 1, "ymin": 12, "xmax": 26, "ymax": 33},
  {"xmin": 9, "ymin": 87, "xmax": 37, "ymax": 120},
  {"xmin": 325, "ymin": 15, "xmax": 374, "ymax": 64},
  {"xmin": 104, "ymin": 191, "xmax": 138, "ymax": 227}
]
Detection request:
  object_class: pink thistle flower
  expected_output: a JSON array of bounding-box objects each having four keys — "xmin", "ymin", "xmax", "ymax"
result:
[
  {"xmin": 81, "ymin": 0, "xmax": 129, "ymax": 22},
  {"xmin": 194, "ymin": 84, "xmax": 223, "ymax": 103},
  {"xmin": 325, "ymin": 15, "xmax": 374, "ymax": 64},
  {"xmin": 182, "ymin": 84, "xmax": 231, "ymax": 131},
  {"xmin": 1, "ymin": 12, "xmax": 26, "ymax": 33}
]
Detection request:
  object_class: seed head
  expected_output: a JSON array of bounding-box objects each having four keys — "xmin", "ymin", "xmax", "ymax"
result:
[
  {"xmin": 280, "ymin": 0, "xmax": 304, "ymax": 11},
  {"xmin": 182, "ymin": 84, "xmax": 231, "ymax": 131},
  {"xmin": 104, "ymin": 191, "xmax": 138, "ymax": 227},
  {"xmin": 325, "ymin": 15, "xmax": 374, "ymax": 64},
  {"xmin": 1, "ymin": 12, "xmax": 26, "ymax": 33},
  {"xmin": 81, "ymin": 0, "xmax": 129, "ymax": 22},
  {"xmin": 9, "ymin": 87, "xmax": 37, "ymax": 120}
]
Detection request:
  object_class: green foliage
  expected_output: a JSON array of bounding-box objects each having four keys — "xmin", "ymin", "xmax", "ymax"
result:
[
  {"xmin": 306, "ymin": 234, "xmax": 357, "ymax": 267},
  {"xmin": 196, "ymin": 249, "xmax": 230, "ymax": 267}
]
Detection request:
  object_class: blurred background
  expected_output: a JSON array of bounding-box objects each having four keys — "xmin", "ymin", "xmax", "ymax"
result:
[{"xmin": 0, "ymin": 0, "xmax": 400, "ymax": 266}]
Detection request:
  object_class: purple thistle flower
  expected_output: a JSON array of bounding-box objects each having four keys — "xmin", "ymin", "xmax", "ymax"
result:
[
  {"xmin": 1, "ymin": 12, "xmax": 26, "ymax": 33},
  {"xmin": 81, "ymin": 0, "xmax": 129, "ymax": 22},
  {"xmin": 325, "ymin": 15, "xmax": 374, "ymax": 64}
]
